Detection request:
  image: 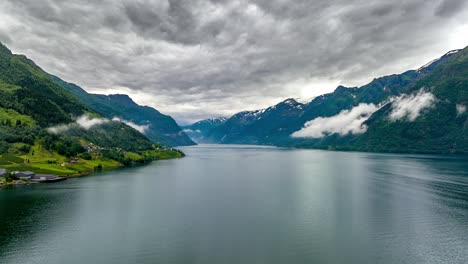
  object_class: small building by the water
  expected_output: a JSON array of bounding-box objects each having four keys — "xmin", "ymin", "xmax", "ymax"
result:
[
  {"xmin": 13, "ymin": 171, "xmax": 35, "ymax": 180},
  {"xmin": 32, "ymin": 174, "xmax": 56, "ymax": 181},
  {"xmin": 30, "ymin": 174, "xmax": 65, "ymax": 183}
]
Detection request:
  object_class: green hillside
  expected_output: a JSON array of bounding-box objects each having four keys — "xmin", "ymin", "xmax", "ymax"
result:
[
  {"xmin": 352, "ymin": 47, "xmax": 468, "ymax": 153},
  {"xmin": 50, "ymin": 76, "xmax": 195, "ymax": 147},
  {"xmin": 293, "ymin": 47, "xmax": 468, "ymax": 153},
  {"xmin": 0, "ymin": 42, "xmax": 183, "ymax": 181},
  {"xmin": 187, "ymin": 47, "xmax": 467, "ymax": 154}
]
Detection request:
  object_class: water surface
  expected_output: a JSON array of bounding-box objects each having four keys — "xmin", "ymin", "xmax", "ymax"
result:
[{"xmin": 1, "ymin": 145, "xmax": 468, "ymax": 263}]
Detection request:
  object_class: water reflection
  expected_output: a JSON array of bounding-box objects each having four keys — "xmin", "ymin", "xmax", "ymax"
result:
[
  {"xmin": 0, "ymin": 146, "xmax": 467, "ymax": 264},
  {"xmin": 0, "ymin": 184, "xmax": 81, "ymax": 259}
]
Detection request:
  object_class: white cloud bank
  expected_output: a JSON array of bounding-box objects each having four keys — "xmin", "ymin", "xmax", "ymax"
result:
[
  {"xmin": 47, "ymin": 115, "xmax": 109, "ymax": 134},
  {"xmin": 47, "ymin": 115, "xmax": 150, "ymax": 134},
  {"xmin": 291, "ymin": 103, "xmax": 379, "ymax": 138},
  {"xmin": 112, "ymin": 117, "xmax": 149, "ymax": 134},
  {"xmin": 183, "ymin": 129, "xmax": 201, "ymax": 134},
  {"xmin": 76, "ymin": 115, "xmax": 109, "ymax": 129},
  {"xmin": 292, "ymin": 89, "xmax": 440, "ymax": 139},
  {"xmin": 389, "ymin": 90, "xmax": 436, "ymax": 121}
]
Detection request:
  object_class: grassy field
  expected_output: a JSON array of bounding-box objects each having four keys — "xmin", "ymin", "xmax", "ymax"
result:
[
  {"xmin": 0, "ymin": 143, "xmax": 184, "ymax": 187},
  {"xmin": 0, "ymin": 108, "xmax": 36, "ymax": 126},
  {"xmin": 1, "ymin": 143, "xmax": 122, "ymax": 177}
]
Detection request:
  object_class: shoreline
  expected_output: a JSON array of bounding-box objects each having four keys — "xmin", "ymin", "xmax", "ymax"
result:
[{"xmin": 0, "ymin": 154, "xmax": 185, "ymax": 188}]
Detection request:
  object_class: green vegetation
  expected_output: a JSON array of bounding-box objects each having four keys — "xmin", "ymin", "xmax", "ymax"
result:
[
  {"xmin": 290, "ymin": 48, "xmax": 468, "ymax": 154},
  {"xmin": 0, "ymin": 45, "xmax": 84, "ymax": 126},
  {"xmin": 0, "ymin": 142, "xmax": 183, "ymax": 181},
  {"xmin": 349, "ymin": 47, "xmax": 468, "ymax": 154},
  {"xmin": 192, "ymin": 47, "xmax": 467, "ymax": 154},
  {"xmin": 0, "ymin": 42, "xmax": 185, "ymax": 184},
  {"xmin": 197, "ymin": 70, "xmax": 421, "ymax": 145},
  {"xmin": 50, "ymin": 75, "xmax": 195, "ymax": 147}
]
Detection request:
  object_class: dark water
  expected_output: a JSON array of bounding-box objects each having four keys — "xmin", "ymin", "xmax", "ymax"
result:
[{"xmin": 1, "ymin": 145, "xmax": 468, "ymax": 264}]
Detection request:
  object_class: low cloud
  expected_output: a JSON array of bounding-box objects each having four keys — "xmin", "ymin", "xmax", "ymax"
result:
[
  {"xmin": 456, "ymin": 104, "xmax": 466, "ymax": 115},
  {"xmin": 47, "ymin": 115, "xmax": 109, "ymax": 134},
  {"xmin": 112, "ymin": 117, "xmax": 149, "ymax": 133},
  {"xmin": 48, "ymin": 115, "xmax": 150, "ymax": 135},
  {"xmin": 389, "ymin": 90, "xmax": 436, "ymax": 121},
  {"xmin": 292, "ymin": 103, "xmax": 379, "ymax": 138},
  {"xmin": 76, "ymin": 115, "xmax": 109, "ymax": 129},
  {"xmin": 183, "ymin": 129, "xmax": 201, "ymax": 133},
  {"xmin": 47, "ymin": 124, "xmax": 70, "ymax": 134}
]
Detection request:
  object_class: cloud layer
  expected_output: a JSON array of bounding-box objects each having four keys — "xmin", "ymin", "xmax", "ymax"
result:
[
  {"xmin": 47, "ymin": 115, "xmax": 109, "ymax": 134},
  {"xmin": 112, "ymin": 117, "xmax": 150, "ymax": 133},
  {"xmin": 1, "ymin": 0, "xmax": 467, "ymax": 123},
  {"xmin": 292, "ymin": 103, "xmax": 379, "ymax": 138},
  {"xmin": 389, "ymin": 90, "xmax": 436, "ymax": 121},
  {"xmin": 456, "ymin": 104, "xmax": 466, "ymax": 115}
]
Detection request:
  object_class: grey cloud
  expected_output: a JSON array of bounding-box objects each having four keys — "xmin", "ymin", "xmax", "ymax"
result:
[
  {"xmin": 0, "ymin": 0, "xmax": 467, "ymax": 124},
  {"xmin": 435, "ymin": 0, "xmax": 467, "ymax": 17}
]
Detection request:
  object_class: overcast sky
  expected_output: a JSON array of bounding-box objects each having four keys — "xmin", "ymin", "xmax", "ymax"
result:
[{"xmin": 0, "ymin": 0, "xmax": 467, "ymax": 124}]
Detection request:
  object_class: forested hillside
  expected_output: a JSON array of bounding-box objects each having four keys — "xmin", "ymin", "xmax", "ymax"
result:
[
  {"xmin": 0, "ymin": 42, "xmax": 183, "ymax": 177},
  {"xmin": 186, "ymin": 47, "xmax": 467, "ymax": 154},
  {"xmin": 51, "ymin": 76, "xmax": 195, "ymax": 147}
]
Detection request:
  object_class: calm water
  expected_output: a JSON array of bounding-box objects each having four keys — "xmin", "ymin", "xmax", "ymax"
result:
[{"xmin": 1, "ymin": 145, "xmax": 468, "ymax": 264}]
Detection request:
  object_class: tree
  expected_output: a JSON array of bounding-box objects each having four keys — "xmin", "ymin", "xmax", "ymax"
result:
[{"xmin": 5, "ymin": 172, "xmax": 18, "ymax": 182}]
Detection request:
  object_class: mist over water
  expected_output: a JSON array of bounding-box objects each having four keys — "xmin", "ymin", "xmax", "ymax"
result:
[{"xmin": 1, "ymin": 145, "xmax": 467, "ymax": 264}]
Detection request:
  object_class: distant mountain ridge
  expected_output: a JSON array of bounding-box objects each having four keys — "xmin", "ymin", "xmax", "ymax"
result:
[
  {"xmin": 186, "ymin": 47, "xmax": 467, "ymax": 154},
  {"xmin": 50, "ymin": 76, "xmax": 195, "ymax": 147},
  {"xmin": 181, "ymin": 117, "xmax": 227, "ymax": 143}
]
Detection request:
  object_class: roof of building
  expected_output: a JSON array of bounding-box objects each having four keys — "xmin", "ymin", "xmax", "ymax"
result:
[
  {"xmin": 33, "ymin": 174, "xmax": 58, "ymax": 179},
  {"xmin": 14, "ymin": 171, "xmax": 35, "ymax": 176}
]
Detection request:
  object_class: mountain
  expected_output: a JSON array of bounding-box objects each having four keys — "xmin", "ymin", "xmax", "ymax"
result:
[
  {"xmin": 201, "ymin": 99, "xmax": 306, "ymax": 144},
  {"xmin": 50, "ymin": 76, "xmax": 195, "ymax": 147},
  {"xmin": 187, "ymin": 47, "xmax": 467, "ymax": 153},
  {"xmin": 0, "ymin": 44, "xmax": 84, "ymax": 127},
  {"xmin": 347, "ymin": 47, "xmax": 468, "ymax": 153},
  {"xmin": 0, "ymin": 42, "xmax": 183, "ymax": 177},
  {"xmin": 194, "ymin": 69, "xmax": 423, "ymax": 145},
  {"xmin": 291, "ymin": 47, "xmax": 467, "ymax": 154},
  {"xmin": 195, "ymin": 69, "xmax": 419, "ymax": 145},
  {"xmin": 181, "ymin": 117, "xmax": 227, "ymax": 143}
]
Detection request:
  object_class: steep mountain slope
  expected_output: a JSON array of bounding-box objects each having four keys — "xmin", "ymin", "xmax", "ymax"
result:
[
  {"xmin": 50, "ymin": 76, "xmax": 195, "ymax": 147},
  {"xmin": 0, "ymin": 42, "xmax": 183, "ymax": 176},
  {"xmin": 350, "ymin": 47, "xmax": 467, "ymax": 153},
  {"xmin": 290, "ymin": 47, "xmax": 467, "ymax": 153},
  {"xmin": 190, "ymin": 47, "xmax": 466, "ymax": 153},
  {"xmin": 0, "ymin": 44, "xmax": 84, "ymax": 127}
]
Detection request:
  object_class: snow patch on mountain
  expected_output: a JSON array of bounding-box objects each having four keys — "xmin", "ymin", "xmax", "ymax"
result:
[{"xmin": 417, "ymin": 49, "xmax": 460, "ymax": 72}]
